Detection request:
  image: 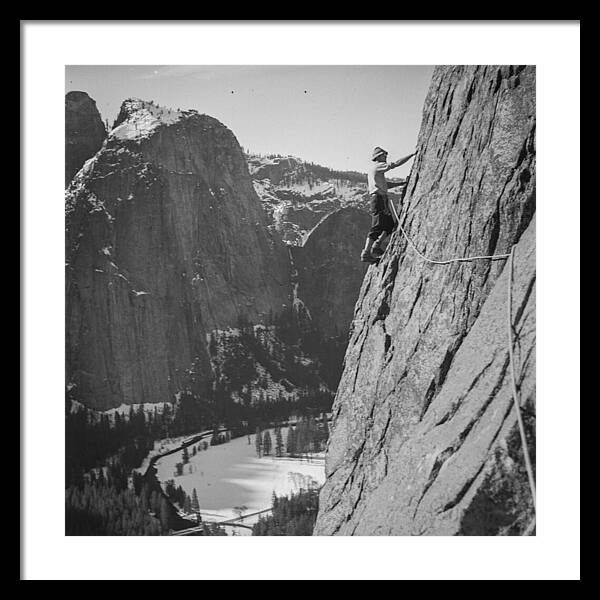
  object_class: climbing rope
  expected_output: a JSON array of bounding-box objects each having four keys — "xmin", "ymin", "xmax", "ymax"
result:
[
  {"xmin": 389, "ymin": 200, "xmax": 511, "ymax": 264},
  {"xmin": 507, "ymin": 245, "xmax": 537, "ymax": 514},
  {"xmin": 388, "ymin": 199, "xmax": 536, "ymax": 526}
]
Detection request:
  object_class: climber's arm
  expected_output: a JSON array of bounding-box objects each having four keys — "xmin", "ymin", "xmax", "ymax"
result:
[
  {"xmin": 386, "ymin": 179, "xmax": 407, "ymax": 190},
  {"xmin": 388, "ymin": 151, "xmax": 417, "ymax": 170}
]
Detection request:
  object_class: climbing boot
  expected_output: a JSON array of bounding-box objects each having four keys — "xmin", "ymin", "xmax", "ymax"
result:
[
  {"xmin": 371, "ymin": 244, "xmax": 384, "ymax": 257},
  {"xmin": 360, "ymin": 250, "xmax": 378, "ymax": 264}
]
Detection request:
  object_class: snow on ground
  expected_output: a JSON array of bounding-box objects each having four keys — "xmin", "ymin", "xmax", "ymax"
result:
[
  {"xmin": 68, "ymin": 397, "xmax": 86, "ymax": 413},
  {"xmin": 279, "ymin": 179, "xmax": 364, "ymax": 202},
  {"xmin": 103, "ymin": 401, "xmax": 172, "ymax": 419},
  {"xmin": 154, "ymin": 427, "xmax": 325, "ymax": 531},
  {"xmin": 110, "ymin": 100, "xmax": 182, "ymax": 141},
  {"xmin": 67, "ymin": 398, "xmax": 174, "ymax": 429},
  {"xmin": 135, "ymin": 429, "xmax": 213, "ymax": 476}
]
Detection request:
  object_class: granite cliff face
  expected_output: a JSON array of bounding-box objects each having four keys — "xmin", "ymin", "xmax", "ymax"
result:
[
  {"xmin": 66, "ymin": 100, "xmax": 291, "ymax": 410},
  {"xmin": 65, "ymin": 91, "xmax": 106, "ymax": 186},
  {"xmin": 314, "ymin": 65, "xmax": 536, "ymax": 536},
  {"xmin": 291, "ymin": 208, "xmax": 370, "ymax": 337}
]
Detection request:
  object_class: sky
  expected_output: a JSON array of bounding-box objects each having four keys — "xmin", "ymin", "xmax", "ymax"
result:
[{"xmin": 65, "ymin": 65, "xmax": 434, "ymax": 173}]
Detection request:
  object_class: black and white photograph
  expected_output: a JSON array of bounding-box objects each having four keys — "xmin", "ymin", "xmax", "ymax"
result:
[{"xmin": 22, "ymin": 21, "xmax": 580, "ymax": 580}]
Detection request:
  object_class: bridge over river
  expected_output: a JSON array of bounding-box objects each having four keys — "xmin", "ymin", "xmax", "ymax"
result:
[{"xmin": 169, "ymin": 508, "xmax": 273, "ymax": 536}]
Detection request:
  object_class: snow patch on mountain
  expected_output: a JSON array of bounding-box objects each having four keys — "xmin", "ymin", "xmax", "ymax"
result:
[
  {"xmin": 111, "ymin": 99, "xmax": 183, "ymax": 141},
  {"xmin": 247, "ymin": 153, "xmax": 369, "ymax": 246},
  {"xmin": 103, "ymin": 401, "xmax": 173, "ymax": 418}
]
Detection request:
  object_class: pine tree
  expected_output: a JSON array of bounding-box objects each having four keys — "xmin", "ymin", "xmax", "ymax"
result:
[
  {"xmin": 211, "ymin": 428, "xmax": 220, "ymax": 446},
  {"xmin": 275, "ymin": 427, "xmax": 284, "ymax": 457},
  {"xmin": 182, "ymin": 446, "xmax": 190, "ymax": 464},
  {"xmin": 287, "ymin": 427, "xmax": 296, "ymax": 455},
  {"xmin": 159, "ymin": 497, "xmax": 171, "ymax": 531},
  {"xmin": 296, "ymin": 419, "xmax": 306, "ymax": 455},
  {"xmin": 165, "ymin": 479, "xmax": 176, "ymax": 499},
  {"xmin": 191, "ymin": 488, "xmax": 200, "ymax": 513},
  {"xmin": 308, "ymin": 415, "xmax": 318, "ymax": 453},
  {"xmin": 183, "ymin": 494, "xmax": 192, "ymax": 513},
  {"xmin": 263, "ymin": 430, "xmax": 272, "ymax": 456},
  {"xmin": 255, "ymin": 427, "xmax": 262, "ymax": 457}
]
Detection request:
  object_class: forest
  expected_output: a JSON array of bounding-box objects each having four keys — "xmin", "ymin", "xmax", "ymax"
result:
[
  {"xmin": 65, "ymin": 307, "xmax": 339, "ymax": 536},
  {"xmin": 252, "ymin": 488, "xmax": 320, "ymax": 536},
  {"xmin": 65, "ymin": 404, "xmax": 228, "ymax": 535},
  {"xmin": 254, "ymin": 415, "xmax": 329, "ymax": 458}
]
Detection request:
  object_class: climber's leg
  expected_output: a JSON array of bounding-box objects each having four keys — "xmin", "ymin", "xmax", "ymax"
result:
[
  {"xmin": 362, "ymin": 192, "xmax": 387, "ymax": 263},
  {"xmin": 372, "ymin": 212, "xmax": 396, "ymax": 257},
  {"xmin": 362, "ymin": 227, "xmax": 381, "ymax": 262},
  {"xmin": 372, "ymin": 232, "xmax": 388, "ymax": 256},
  {"xmin": 361, "ymin": 233, "xmax": 378, "ymax": 262}
]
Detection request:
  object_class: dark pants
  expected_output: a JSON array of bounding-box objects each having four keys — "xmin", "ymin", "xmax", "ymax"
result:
[{"xmin": 368, "ymin": 192, "xmax": 396, "ymax": 241}]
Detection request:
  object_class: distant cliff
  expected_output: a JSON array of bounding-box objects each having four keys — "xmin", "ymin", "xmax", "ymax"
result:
[
  {"xmin": 249, "ymin": 154, "xmax": 368, "ymax": 245},
  {"xmin": 66, "ymin": 100, "xmax": 291, "ymax": 410},
  {"xmin": 291, "ymin": 208, "xmax": 370, "ymax": 337},
  {"xmin": 65, "ymin": 91, "xmax": 106, "ymax": 186},
  {"xmin": 315, "ymin": 65, "xmax": 536, "ymax": 536}
]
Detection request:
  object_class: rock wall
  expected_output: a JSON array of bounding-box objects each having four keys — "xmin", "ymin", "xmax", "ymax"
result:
[
  {"xmin": 314, "ymin": 65, "xmax": 536, "ymax": 536},
  {"xmin": 65, "ymin": 91, "xmax": 106, "ymax": 186},
  {"xmin": 292, "ymin": 208, "xmax": 370, "ymax": 337},
  {"xmin": 66, "ymin": 100, "xmax": 291, "ymax": 410}
]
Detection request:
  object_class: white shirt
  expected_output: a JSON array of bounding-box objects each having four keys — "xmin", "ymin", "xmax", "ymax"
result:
[{"xmin": 367, "ymin": 160, "xmax": 400, "ymax": 194}]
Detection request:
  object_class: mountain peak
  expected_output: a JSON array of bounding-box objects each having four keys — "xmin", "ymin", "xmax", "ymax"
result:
[
  {"xmin": 111, "ymin": 98, "xmax": 195, "ymax": 141},
  {"xmin": 65, "ymin": 91, "xmax": 106, "ymax": 186},
  {"xmin": 66, "ymin": 90, "xmax": 95, "ymax": 103}
]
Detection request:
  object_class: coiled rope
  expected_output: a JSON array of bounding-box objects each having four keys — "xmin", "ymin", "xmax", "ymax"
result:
[{"xmin": 388, "ymin": 198, "xmax": 537, "ymax": 528}]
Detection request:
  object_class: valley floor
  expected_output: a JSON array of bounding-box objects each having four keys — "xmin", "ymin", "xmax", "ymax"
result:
[{"xmin": 154, "ymin": 427, "xmax": 325, "ymax": 534}]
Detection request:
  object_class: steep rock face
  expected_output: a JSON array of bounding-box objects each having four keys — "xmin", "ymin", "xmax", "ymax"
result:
[
  {"xmin": 66, "ymin": 99, "xmax": 291, "ymax": 410},
  {"xmin": 314, "ymin": 65, "xmax": 536, "ymax": 535},
  {"xmin": 291, "ymin": 208, "xmax": 370, "ymax": 337},
  {"xmin": 65, "ymin": 91, "xmax": 106, "ymax": 186}
]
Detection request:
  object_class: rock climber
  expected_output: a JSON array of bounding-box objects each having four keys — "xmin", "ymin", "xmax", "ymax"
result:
[{"xmin": 361, "ymin": 146, "xmax": 417, "ymax": 263}]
